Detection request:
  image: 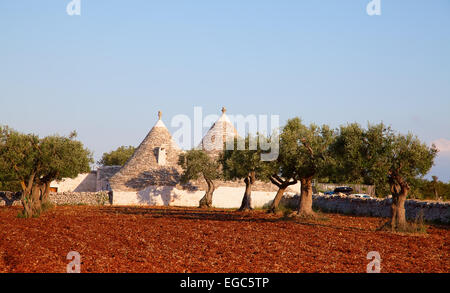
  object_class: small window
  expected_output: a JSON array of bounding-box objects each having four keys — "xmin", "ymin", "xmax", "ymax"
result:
[{"xmin": 157, "ymin": 147, "xmax": 167, "ymax": 166}]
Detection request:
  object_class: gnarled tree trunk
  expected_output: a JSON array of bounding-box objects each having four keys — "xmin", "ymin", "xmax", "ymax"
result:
[
  {"xmin": 199, "ymin": 177, "xmax": 215, "ymax": 208},
  {"xmin": 40, "ymin": 182, "xmax": 51, "ymax": 204},
  {"xmin": 269, "ymin": 175, "xmax": 297, "ymax": 213},
  {"xmin": 19, "ymin": 176, "xmax": 49, "ymax": 218},
  {"xmin": 389, "ymin": 174, "xmax": 409, "ymax": 230},
  {"xmin": 239, "ymin": 171, "xmax": 255, "ymax": 211},
  {"xmin": 31, "ymin": 184, "xmax": 42, "ymax": 216},
  {"xmin": 21, "ymin": 192, "xmax": 33, "ymax": 218},
  {"xmin": 297, "ymin": 177, "xmax": 315, "ymax": 217},
  {"xmin": 20, "ymin": 174, "xmax": 35, "ymax": 218}
]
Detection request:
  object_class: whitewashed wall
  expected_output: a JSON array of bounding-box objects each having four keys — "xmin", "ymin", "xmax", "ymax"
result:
[
  {"xmin": 113, "ymin": 186, "xmax": 297, "ymax": 209},
  {"xmin": 50, "ymin": 172, "xmax": 97, "ymax": 193}
]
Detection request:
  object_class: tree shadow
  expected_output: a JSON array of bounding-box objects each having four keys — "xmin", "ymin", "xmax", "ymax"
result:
[
  {"xmin": 124, "ymin": 168, "xmax": 180, "ymax": 191},
  {"xmin": 136, "ymin": 186, "xmax": 181, "ymax": 206},
  {"xmin": 97, "ymin": 206, "xmax": 379, "ymax": 234},
  {"xmin": 99, "ymin": 206, "xmax": 282, "ymax": 224}
]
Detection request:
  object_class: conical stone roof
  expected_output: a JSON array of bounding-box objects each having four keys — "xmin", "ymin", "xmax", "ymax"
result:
[
  {"xmin": 109, "ymin": 112, "xmax": 182, "ymax": 191},
  {"xmin": 200, "ymin": 107, "xmax": 238, "ymax": 154}
]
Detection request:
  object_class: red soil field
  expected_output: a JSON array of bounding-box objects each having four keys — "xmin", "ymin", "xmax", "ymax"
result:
[{"xmin": 0, "ymin": 206, "xmax": 448, "ymax": 273}]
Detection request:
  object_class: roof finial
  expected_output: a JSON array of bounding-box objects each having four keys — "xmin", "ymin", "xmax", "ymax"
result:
[
  {"xmin": 221, "ymin": 106, "xmax": 226, "ymax": 114},
  {"xmin": 158, "ymin": 111, "xmax": 162, "ymax": 120}
]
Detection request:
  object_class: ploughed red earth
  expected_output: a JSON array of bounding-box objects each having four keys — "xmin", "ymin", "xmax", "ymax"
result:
[{"xmin": 0, "ymin": 206, "xmax": 448, "ymax": 273}]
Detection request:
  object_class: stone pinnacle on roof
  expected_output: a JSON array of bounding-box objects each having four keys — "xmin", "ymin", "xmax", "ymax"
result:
[{"xmin": 155, "ymin": 110, "xmax": 167, "ymax": 128}]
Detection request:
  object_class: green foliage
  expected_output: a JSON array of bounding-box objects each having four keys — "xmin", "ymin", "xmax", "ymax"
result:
[
  {"xmin": 0, "ymin": 180, "xmax": 22, "ymax": 192},
  {"xmin": 39, "ymin": 133, "xmax": 93, "ymax": 182},
  {"xmin": 410, "ymin": 210, "xmax": 427, "ymax": 234},
  {"xmin": 221, "ymin": 135, "xmax": 276, "ymax": 182},
  {"xmin": 331, "ymin": 123, "xmax": 437, "ymax": 197},
  {"xmin": 389, "ymin": 133, "xmax": 438, "ymax": 183},
  {"xmin": 378, "ymin": 210, "xmax": 427, "ymax": 234},
  {"xmin": 41, "ymin": 201, "xmax": 55, "ymax": 212},
  {"xmin": 330, "ymin": 123, "xmax": 393, "ymax": 195},
  {"xmin": 98, "ymin": 145, "xmax": 135, "ymax": 166},
  {"xmin": 0, "ymin": 126, "xmax": 93, "ymax": 186},
  {"xmin": 329, "ymin": 123, "xmax": 366, "ymax": 183},
  {"xmin": 0, "ymin": 125, "xmax": 93, "ymax": 217},
  {"xmin": 409, "ymin": 177, "xmax": 450, "ymax": 200},
  {"xmin": 274, "ymin": 202, "xmax": 296, "ymax": 216},
  {"xmin": 281, "ymin": 118, "xmax": 335, "ymax": 180},
  {"xmin": 0, "ymin": 125, "xmax": 40, "ymax": 188},
  {"xmin": 178, "ymin": 150, "xmax": 221, "ymax": 183},
  {"xmin": 16, "ymin": 210, "xmax": 28, "ymax": 219}
]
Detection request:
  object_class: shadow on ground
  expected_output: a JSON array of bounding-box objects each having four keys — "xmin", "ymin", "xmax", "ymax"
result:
[
  {"xmin": 97, "ymin": 206, "xmax": 381, "ymax": 233},
  {"xmin": 99, "ymin": 206, "xmax": 279, "ymax": 223}
]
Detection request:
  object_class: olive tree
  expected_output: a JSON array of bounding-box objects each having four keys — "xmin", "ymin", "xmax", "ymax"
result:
[
  {"xmin": 37, "ymin": 132, "xmax": 93, "ymax": 204},
  {"xmin": 331, "ymin": 123, "xmax": 393, "ymax": 195},
  {"xmin": 0, "ymin": 126, "xmax": 93, "ymax": 218},
  {"xmin": 331, "ymin": 123, "xmax": 437, "ymax": 230},
  {"xmin": 221, "ymin": 135, "xmax": 275, "ymax": 211},
  {"xmin": 387, "ymin": 133, "xmax": 437, "ymax": 229},
  {"xmin": 0, "ymin": 126, "xmax": 40, "ymax": 217},
  {"xmin": 267, "ymin": 129, "xmax": 298, "ymax": 213},
  {"xmin": 178, "ymin": 150, "xmax": 221, "ymax": 208},
  {"xmin": 282, "ymin": 118, "xmax": 335, "ymax": 217}
]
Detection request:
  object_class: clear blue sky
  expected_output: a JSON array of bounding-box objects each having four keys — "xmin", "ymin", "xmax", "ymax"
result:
[{"xmin": 0, "ymin": 0, "xmax": 449, "ymax": 181}]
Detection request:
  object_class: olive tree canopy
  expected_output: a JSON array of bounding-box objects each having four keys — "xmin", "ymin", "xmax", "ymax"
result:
[
  {"xmin": 221, "ymin": 135, "xmax": 276, "ymax": 211},
  {"xmin": 0, "ymin": 126, "xmax": 93, "ymax": 218},
  {"xmin": 331, "ymin": 122, "xmax": 437, "ymax": 230},
  {"xmin": 281, "ymin": 118, "xmax": 335, "ymax": 216},
  {"xmin": 178, "ymin": 150, "xmax": 221, "ymax": 208}
]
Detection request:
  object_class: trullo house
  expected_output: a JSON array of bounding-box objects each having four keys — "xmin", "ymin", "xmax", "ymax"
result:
[{"xmin": 51, "ymin": 108, "xmax": 299, "ymax": 208}]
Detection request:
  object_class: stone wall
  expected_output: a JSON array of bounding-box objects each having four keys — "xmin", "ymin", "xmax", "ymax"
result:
[
  {"xmin": 3, "ymin": 190, "xmax": 448, "ymax": 224},
  {"xmin": 49, "ymin": 192, "xmax": 111, "ymax": 206},
  {"xmin": 0, "ymin": 192, "xmax": 22, "ymax": 206},
  {"xmin": 0, "ymin": 192, "xmax": 111, "ymax": 206},
  {"xmin": 281, "ymin": 194, "xmax": 450, "ymax": 224}
]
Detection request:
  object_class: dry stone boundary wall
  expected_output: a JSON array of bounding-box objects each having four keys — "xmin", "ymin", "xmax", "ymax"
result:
[
  {"xmin": 0, "ymin": 192, "xmax": 111, "ymax": 206},
  {"xmin": 2, "ymin": 191, "xmax": 449, "ymax": 224},
  {"xmin": 281, "ymin": 194, "xmax": 450, "ymax": 224}
]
